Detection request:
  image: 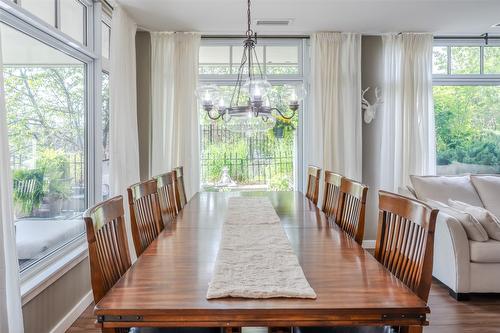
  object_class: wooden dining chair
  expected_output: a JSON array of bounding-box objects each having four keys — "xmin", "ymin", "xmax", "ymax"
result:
[
  {"xmin": 375, "ymin": 190, "xmax": 438, "ymax": 304},
  {"xmin": 173, "ymin": 166, "xmax": 188, "ymax": 211},
  {"xmin": 305, "ymin": 165, "xmax": 321, "ymax": 205},
  {"xmin": 127, "ymin": 179, "xmax": 164, "ymax": 257},
  {"xmin": 321, "ymin": 171, "xmax": 343, "ymax": 219},
  {"xmin": 84, "ymin": 196, "xmax": 131, "ymax": 306},
  {"xmin": 155, "ymin": 170, "xmax": 178, "ymax": 223},
  {"xmin": 336, "ymin": 178, "xmax": 368, "ymax": 245}
]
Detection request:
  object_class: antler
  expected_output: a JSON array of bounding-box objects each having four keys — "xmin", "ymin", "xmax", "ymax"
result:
[{"xmin": 361, "ymin": 87, "xmax": 370, "ymax": 109}]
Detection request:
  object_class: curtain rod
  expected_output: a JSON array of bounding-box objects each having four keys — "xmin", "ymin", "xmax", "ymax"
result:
[{"xmin": 201, "ymin": 35, "xmax": 310, "ymax": 39}]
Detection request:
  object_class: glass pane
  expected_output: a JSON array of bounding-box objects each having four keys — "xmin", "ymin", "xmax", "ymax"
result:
[
  {"xmin": 200, "ymin": 85, "xmax": 297, "ymax": 192},
  {"xmin": 484, "ymin": 46, "xmax": 500, "ymax": 74},
  {"xmin": 432, "ymin": 46, "xmax": 448, "ymax": 75},
  {"xmin": 450, "ymin": 46, "xmax": 480, "ymax": 74},
  {"xmin": 1, "ymin": 23, "xmax": 86, "ymax": 270},
  {"xmin": 102, "ymin": 72, "xmax": 110, "ymax": 199},
  {"xmin": 21, "ymin": 0, "xmax": 56, "ymax": 26},
  {"xmin": 232, "ymin": 46, "xmax": 264, "ymax": 75},
  {"xmin": 266, "ymin": 46, "xmax": 299, "ymax": 75},
  {"xmin": 60, "ymin": 0, "xmax": 86, "ymax": 44},
  {"xmin": 434, "ymin": 85, "xmax": 500, "ymax": 175},
  {"xmin": 199, "ymin": 46, "xmax": 230, "ymax": 74},
  {"xmin": 102, "ymin": 22, "xmax": 111, "ymax": 59}
]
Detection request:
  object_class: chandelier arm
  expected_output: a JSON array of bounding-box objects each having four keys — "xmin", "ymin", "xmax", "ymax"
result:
[
  {"xmin": 207, "ymin": 111, "xmax": 223, "ymax": 120},
  {"xmin": 252, "ymin": 44, "xmax": 265, "ymax": 79},
  {"xmin": 270, "ymin": 107, "xmax": 296, "ymax": 120}
]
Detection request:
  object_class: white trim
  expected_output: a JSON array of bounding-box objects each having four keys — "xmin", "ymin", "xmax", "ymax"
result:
[
  {"xmin": 362, "ymin": 240, "xmax": 376, "ymax": 249},
  {"xmin": 21, "ymin": 241, "xmax": 88, "ymax": 305},
  {"xmin": 49, "ymin": 290, "xmax": 93, "ymax": 333}
]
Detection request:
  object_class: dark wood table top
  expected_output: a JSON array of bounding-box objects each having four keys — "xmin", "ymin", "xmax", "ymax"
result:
[{"xmin": 95, "ymin": 191, "xmax": 429, "ymax": 328}]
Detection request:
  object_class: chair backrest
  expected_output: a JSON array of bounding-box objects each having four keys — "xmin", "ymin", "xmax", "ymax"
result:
[
  {"xmin": 83, "ymin": 196, "xmax": 131, "ymax": 303},
  {"xmin": 321, "ymin": 171, "xmax": 343, "ymax": 219},
  {"xmin": 337, "ymin": 178, "xmax": 368, "ymax": 245},
  {"xmin": 127, "ymin": 179, "xmax": 163, "ymax": 257},
  {"xmin": 374, "ymin": 191, "xmax": 438, "ymax": 302},
  {"xmin": 155, "ymin": 170, "xmax": 178, "ymax": 223},
  {"xmin": 305, "ymin": 166, "xmax": 321, "ymax": 205},
  {"xmin": 173, "ymin": 166, "xmax": 188, "ymax": 211}
]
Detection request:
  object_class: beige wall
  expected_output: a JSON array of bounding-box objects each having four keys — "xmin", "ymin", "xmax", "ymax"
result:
[
  {"xmin": 22, "ymin": 257, "xmax": 91, "ymax": 333},
  {"xmin": 361, "ymin": 36, "xmax": 384, "ymax": 241},
  {"xmin": 136, "ymin": 31, "xmax": 152, "ymax": 181}
]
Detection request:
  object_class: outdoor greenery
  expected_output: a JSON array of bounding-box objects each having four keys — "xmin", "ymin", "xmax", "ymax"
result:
[
  {"xmin": 433, "ymin": 45, "xmax": 500, "ymax": 173},
  {"xmin": 4, "ymin": 65, "xmax": 85, "ymax": 217}
]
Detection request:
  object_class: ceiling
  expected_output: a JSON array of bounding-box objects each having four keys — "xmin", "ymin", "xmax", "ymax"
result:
[{"xmin": 115, "ymin": 0, "xmax": 500, "ymax": 36}]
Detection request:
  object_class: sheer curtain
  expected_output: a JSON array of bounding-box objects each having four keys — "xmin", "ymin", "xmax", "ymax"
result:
[
  {"xmin": 307, "ymin": 32, "xmax": 362, "ymax": 185},
  {"xmin": 109, "ymin": 5, "xmax": 140, "ymax": 259},
  {"xmin": 380, "ymin": 33, "xmax": 436, "ymax": 191},
  {"xmin": 150, "ymin": 32, "xmax": 201, "ymax": 200},
  {"xmin": 0, "ymin": 30, "xmax": 24, "ymax": 333}
]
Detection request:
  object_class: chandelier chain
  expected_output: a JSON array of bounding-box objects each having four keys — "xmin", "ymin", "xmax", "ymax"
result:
[{"xmin": 247, "ymin": 0, "xmax": 252, "ymax": 36}]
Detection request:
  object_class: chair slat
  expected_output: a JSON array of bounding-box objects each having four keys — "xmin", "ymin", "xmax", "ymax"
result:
[
  {"xmin": 375, "ymin": 190, "xmax": 438, "ymax": 302},
  {"xmin": 321, "ymin": 171, "xmax": 342, "ymax": 219},
  {"xmin": 173, "ymin": 166, "xmax": 188, "ymax": 212},
  {"xmin": 155, "ymin": 171, "xmax": 178, "ymax": 224}
]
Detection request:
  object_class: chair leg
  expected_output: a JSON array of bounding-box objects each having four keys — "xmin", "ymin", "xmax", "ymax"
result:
[
  {"xmin": 398, "ymin": 326, "xmax": 422, "ymax": 333},
  {"xmin": 226, "ymin": 328, "xmax": 242, "ymax": 333}
]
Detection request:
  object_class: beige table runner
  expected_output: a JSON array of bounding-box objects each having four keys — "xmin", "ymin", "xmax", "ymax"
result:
[{"xmin": 206, "ymin": 197, "xmax": 317, "ymax": 299}]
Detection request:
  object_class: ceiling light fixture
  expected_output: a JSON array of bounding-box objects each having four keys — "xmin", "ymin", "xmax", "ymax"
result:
[{"xmin": 196, "ymin": 0, "xmax": 305, "ymax": 130}]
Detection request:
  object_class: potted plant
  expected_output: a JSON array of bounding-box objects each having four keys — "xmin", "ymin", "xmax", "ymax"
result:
[{"xmin": 12, "ymin": 168, "xmax": 45, "ymax": 218}]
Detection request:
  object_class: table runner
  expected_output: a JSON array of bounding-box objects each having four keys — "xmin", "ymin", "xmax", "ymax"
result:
[{"xmin": 206, "ymin": 197, "xmax": 317, "ymax": 299}]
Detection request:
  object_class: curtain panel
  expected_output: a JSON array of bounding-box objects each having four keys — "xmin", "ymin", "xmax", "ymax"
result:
[
  {"xmin": 150, "ymin": 32, "xmax": 201, "ymax": 200},
  {"xmin": 0, "ymin": 28, "xmax": 24, "ymax": 333},
  {"xmin": 109, "ymin": 5, "xmax": 140, "ymax": 259},
  {"xmin": 380, "ymin": 33, "xmax": 436, "ymax": 191},
  {"xmin": 307, "ymin": 32, "xmax": 362, "ymax": 186}
]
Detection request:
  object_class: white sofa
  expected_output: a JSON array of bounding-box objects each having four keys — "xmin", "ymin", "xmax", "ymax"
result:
[{"xmin": 407, "ymin": 174, "xmax": 500, "ymax": 300}]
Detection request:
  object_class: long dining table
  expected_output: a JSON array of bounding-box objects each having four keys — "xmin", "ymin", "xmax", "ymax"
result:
[{"xmin": 95, "ymin": 191, "xmax": 429, "ymax": 331}]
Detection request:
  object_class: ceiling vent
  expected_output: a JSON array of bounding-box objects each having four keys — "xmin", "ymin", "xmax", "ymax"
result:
[{"xmin": 255, "ymin": 19, "xmax": 293, "ymax": 26}]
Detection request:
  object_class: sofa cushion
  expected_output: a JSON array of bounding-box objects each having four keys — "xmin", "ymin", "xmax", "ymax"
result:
[
  {"xmin": 449, "ymin": 200, "xmax": 500, "ymax": 241},
  {"xmin": 410, "ymin": 175, "xmax": 483, "ymax": 207},
  {"xmin": 470, "ymin": 175, "xmax": 500, "ymax": 219},
  {"xmin": 470, "ymin": 240, "xmax": 500, "ymax": 263},
  {"xmin": 427, "ymin": 199, "xmax": 488, "ymax": 242}
]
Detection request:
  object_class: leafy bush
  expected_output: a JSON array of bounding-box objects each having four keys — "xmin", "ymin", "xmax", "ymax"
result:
[
  {"xmin": 36, "ymin": 149, "xmax": 71, "ymax": 200},
  {"xmin": 12, "ymin": 169, "xmax": 45, "ymax": 215}
]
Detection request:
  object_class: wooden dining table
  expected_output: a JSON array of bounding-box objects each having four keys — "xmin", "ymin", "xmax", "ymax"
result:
[{"xmin": 95, "ymin": 191, "xmax": 429, "ymax": 330}]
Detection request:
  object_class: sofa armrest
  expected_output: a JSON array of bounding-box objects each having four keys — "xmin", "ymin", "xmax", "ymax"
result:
[{"xmin": 433, "ymin": 211, "xmax": 471, "ymax": 294}]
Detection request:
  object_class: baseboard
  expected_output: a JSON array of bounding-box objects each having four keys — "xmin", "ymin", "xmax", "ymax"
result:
[
  {"xmin": 362, "ymin": 240, "xmax": 376, "ymax": 249},
  {"xmin": 49, "ymin": 290, "xmax": 93, "ymax": 333}
]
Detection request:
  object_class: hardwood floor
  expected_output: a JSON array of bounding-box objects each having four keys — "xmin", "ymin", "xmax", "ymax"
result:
[{"xmin": 67, "ymin": 279, "xmax": 500, "ymax": 333}]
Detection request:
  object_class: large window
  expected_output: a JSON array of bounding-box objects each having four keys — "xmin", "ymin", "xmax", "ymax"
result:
[
  {"xmin": 2, "ymin": 23, "xmax": 87, "ymax": 270},
  {"xmin": 199, "ymin": 39, "xmax": 307, "ymax": 191},
  {"xmin": 433, "ymin": 41, "xmax": 500, "ymax": 175}
]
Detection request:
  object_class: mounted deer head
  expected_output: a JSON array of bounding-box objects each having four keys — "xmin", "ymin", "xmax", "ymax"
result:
[{"xmin": 361, "ymin": 87, "xmax": 383, "ymax": 124}]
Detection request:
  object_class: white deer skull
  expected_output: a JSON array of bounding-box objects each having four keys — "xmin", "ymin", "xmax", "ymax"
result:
[{"xmin": 361, "ymin": 87, "xmax": 383, "ymax": 124}]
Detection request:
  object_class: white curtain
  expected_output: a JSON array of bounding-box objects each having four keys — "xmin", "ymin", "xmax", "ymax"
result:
[
  {"xmin": 380, "ymin": 33, "xmax": 436, "ymax": 191},
  {"xmin": 0, "ymin": 30, "xmax": 24, "ymax": 333},
  {"xmin": 307, "ymin": 32, "xmax": 362, "ymax": 184},
  {"xmin": 150, "ymin": 32, "xmax": 201, "ymax": 200},
  {"xmin": 109, "ymin": 5, "xmax": 140, "ymax": 259}
]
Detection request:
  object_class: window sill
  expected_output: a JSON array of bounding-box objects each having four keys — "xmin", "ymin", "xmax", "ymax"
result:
[{"xmin": 20, "ymin": 236, "xmax": 88, "ymax": 306}]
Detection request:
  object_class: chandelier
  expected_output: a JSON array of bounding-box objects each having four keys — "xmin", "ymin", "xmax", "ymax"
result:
[{"xmin": 196, "ymin": 0, "xmax": 305, "ymax": 129}]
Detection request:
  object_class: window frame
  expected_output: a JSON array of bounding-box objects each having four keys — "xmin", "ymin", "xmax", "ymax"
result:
[
  {"xmin": 433, "ymin": 38, "xmax": 500, "ymax": 86},
  {"xmin": 199, "ymin": 37, "xmax": 309, "ymax": 191},
  {"xmin": 0, "ymin": 0, "xmax": 105, "ymax": 303}
]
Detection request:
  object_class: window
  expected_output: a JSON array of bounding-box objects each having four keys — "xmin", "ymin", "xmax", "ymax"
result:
[
  {"xmin": 199, "ymin": 39, "xmax": 307, "ymax": 191},
  {"xmin": 2, "ymin": 23, "xmax": 87, "ymax": 270},
  {"xmin": 432, "ymin": 41, "xmax": 500, "ymax": 175},
  {"xmin": 16, "ymin": 0, "xmax": 89, "ymax": 46},
  {"xmin": 101, "ymin": 10, "xmax": 111, "ymax": 200}
]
